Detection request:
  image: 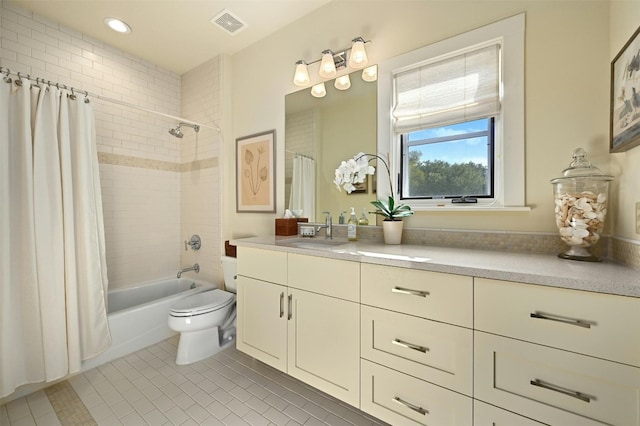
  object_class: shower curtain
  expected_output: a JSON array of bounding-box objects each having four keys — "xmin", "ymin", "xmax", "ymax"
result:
[
  {"xmin": 0, "ymin": 78, "xmax": 111, "ymax": 398},
  {"xmin": 289, "ymin": 155, "xmax": 316, "ymax": 222}
]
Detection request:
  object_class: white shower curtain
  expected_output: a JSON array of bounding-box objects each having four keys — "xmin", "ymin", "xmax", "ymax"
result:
[
  {"xmin": 289, "ymin": 155, "xmax": 316, "ymax": 222},
  {"xmin": 0, "ymin": 78, "xmax": 110, "ymax": 398}
]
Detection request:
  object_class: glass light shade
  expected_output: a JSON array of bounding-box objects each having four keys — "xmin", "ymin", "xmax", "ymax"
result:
[
  {"xmin": 348, "ymin": 39, "xmax": 368, "ymax": 69},
  {"xmin": 104, "ymin": 17, "xmax": 131, "ymax": 34},
  {"xmin": 362, "ymin": 65, "xmax": 377, "ymax": 82},
  {"xmin": 334, "ymin": 75, "xmax": 351, "ymax": 91},
  {"xmin": 311, "ymin": 83, "xmax": 326, "ymax": 98},
  {"xmin": 319, "ymin": 51, "xmax": 337, "ymax": 79},
  {"xmin": 293, "ymin": 61, "xmax": 310, "ymax": 86}
]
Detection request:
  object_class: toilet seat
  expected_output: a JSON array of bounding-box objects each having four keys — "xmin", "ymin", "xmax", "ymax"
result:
[{"xmin": 170, "ymin": 289, "xmax": 235, "ymax": 317}]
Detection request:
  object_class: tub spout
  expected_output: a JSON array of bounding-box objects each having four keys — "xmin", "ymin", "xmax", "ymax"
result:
[{"xmin": 177, "ymin": 263, "xmax": 200, "ymax": 278}]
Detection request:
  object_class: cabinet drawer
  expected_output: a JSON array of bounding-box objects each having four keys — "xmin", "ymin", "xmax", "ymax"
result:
[
  {"xmin": 237, "ymin": 247, "xmax": 287, "ymax": 284},
  {"xmin": 474, "ymin": 401, "xmax": 545, "ymax": 426},
  {"xmin": 475, "ymin": 278, "xmax": 640, "ymax": 367},
  {"xmin": 288, "ymin": 253, "xmax": 359, "ymax": 302},
  {"xmin": 361, "ymin": 359, "xmax": 472, "ymax": 426},
  {"xmin": 475, "ymin": 332, "xmax": 640, "ymax": 426},
  {"xmin": 361, "ymin": 263, "xmax": 472, "ymax": 327},
  {"xmin": 361, "ymin": 305, "xmax": 472, "ymax": 396}
]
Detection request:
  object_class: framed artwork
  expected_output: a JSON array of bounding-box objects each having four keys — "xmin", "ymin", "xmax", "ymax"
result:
[
  {"xmin": 610, "ymin": 24, "xmax": 640, "ymax": 152},
  {"xmin": 236, "ymin": 130, "xmax": 276, "ymax": 212},
  {"xmin": 349, "ymin": 176, "xmax": 368, "ymax": 194}
]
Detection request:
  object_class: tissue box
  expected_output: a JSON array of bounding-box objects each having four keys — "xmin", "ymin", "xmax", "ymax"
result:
[
  {"xmin": 224, "ymin": 240, "xmax": 237, "ymax": 258},
  {"xmin": 275, "ymin": 218, "xmax": 308, "ymax": 236}
]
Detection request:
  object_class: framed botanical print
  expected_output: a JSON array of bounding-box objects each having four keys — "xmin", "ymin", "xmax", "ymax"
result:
[{"xmin": 236, "ymin": 130, "xmax": 276, "ymax": 212}]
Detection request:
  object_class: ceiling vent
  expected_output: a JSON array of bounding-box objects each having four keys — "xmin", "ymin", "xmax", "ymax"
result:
[{"xmin": 210, "ymin": 9, "xmax": 247, "ymax": 36}]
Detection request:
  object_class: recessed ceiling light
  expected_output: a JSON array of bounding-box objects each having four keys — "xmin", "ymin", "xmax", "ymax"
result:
[{"xmin": 104, "ymin": 17, "xmax": 131, "ymax": 34}]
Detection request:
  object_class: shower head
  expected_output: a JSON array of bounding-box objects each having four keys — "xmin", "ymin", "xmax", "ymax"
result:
[
  {"xmin": 168, "ymin": 122, "xmax": 200, "ymax": 138},
  {"xmin": 169, "ymin": 126, "xmax": 184, "ymax": 138}
]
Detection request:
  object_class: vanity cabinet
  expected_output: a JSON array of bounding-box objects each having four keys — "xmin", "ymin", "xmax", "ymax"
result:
[
  {"xmin": 236, "ymin": 247, "xmax": 361, "ymax": 407},
  {"xmin": 237, "ymin": 242, "xmax": 640, "ymax": 426},
  {"xmin": 360, "ymin": 263, "xmax": 474, "ymax": 425},
  {"xmin": 475, "ymin": 278, "xmax": 640, "ymax": 426}
]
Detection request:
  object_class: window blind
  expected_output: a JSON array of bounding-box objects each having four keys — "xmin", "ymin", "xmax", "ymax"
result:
[{"xmin": 392, "ymin": 44, "xmax": 501, "ymax": 132}]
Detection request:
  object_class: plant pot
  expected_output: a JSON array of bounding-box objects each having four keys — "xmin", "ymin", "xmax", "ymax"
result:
[{"xmin": 382, "ymin": 220, "xmax": 403, "ymax": 245}]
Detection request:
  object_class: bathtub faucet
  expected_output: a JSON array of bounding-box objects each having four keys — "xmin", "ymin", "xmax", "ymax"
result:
[{"xmin": 177, "ymin": 263, "xmax": 200, "ymax": 278}]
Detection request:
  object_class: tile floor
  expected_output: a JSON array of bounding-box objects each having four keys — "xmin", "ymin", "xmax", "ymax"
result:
[{"xmin": 1, "ymin": 336, "xmax": 388, "ymax": 426}]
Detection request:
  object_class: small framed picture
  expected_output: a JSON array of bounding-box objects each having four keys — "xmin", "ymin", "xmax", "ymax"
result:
[
  {"xmin": 610, "ymin": 24, "xmax": 640, "ymax": 152},
  {"xmin": 236, "ymin": 130, "xmax": 276, "ymax": 212}
]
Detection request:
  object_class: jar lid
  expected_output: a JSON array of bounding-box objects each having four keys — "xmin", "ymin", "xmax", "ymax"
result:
[{"xmin": 550, "ymin": 148, "xmax": 613, "ymax": 184}]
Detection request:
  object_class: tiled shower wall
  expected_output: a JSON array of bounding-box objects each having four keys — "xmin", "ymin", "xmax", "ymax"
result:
[
  {"xmin": 1, "ymin": 2, "xmax": 222, "ymax": 288},
  {"xmin": 179, "ymin": 57, "xmax": 223, "ymax": 285}
]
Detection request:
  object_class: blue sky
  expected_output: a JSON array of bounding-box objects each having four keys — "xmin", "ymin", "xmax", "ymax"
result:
[{"xmin": 407, "ymin": 118, "xmax": 489, "ymax": 166}]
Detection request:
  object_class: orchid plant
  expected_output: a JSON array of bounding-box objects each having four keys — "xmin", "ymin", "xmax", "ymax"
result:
[{"xmin": 334, "ymin": 152, "xmax": 413, "ymax": 221}]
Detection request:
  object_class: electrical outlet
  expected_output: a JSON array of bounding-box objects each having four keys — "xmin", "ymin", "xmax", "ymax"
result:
[
  {"xmin": 299, "ymin": 225, "xmax": 316, "ymax": 237},
  {"xmin": 636, "ymin": 202, "xmax": 640, "ymax": 234}
]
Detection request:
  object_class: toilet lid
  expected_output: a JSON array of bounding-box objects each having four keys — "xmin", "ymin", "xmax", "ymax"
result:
[{"xmin": 170, "ymin": 289, "xmax": 235, "ymax": 317}]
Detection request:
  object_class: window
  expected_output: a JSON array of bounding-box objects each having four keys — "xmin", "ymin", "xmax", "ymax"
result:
[
  {"xmin": 401, "ymin": 118, "xmax": 494, "ymax": 199},
  {"xmin": 377, "ymin": 13, "xmax": 527, "ymax": 211}
]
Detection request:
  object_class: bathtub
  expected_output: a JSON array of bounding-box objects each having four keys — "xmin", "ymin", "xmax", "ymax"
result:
[{"xmin": 81, "ymin": 277, "xmax": 216, "ymax": 371}]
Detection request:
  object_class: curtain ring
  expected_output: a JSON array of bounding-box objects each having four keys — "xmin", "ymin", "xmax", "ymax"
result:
[
  {"xmin": 15, "ymin": 72, "xmax": 23, "ymax": 86},
  {"xmin": 2, "ymin": 68, "xmax": 11, "ymax": 84},
  {"xmin": 69, "ymin": 88, "xmax": 77, "ymax": 100}
]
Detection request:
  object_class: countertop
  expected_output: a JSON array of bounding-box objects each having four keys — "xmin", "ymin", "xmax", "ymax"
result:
[{"xmin": 232, "ymin": 235, "xmax": 640, "ymax": 298}]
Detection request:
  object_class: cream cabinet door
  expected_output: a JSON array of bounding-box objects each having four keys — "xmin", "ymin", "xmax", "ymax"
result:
[
  {"xmin": 287, "ymin": 289, "xmax": 360, "ymax": 408},
  {"xmin": 236, "ymin": 276, "xmax": 288, "ymax": 372},
  {"xmin": 474, "ymin": 401, "xmax": 546, "ymax": 426},
  {"xmin": 475, "ymin": 332, "xmax": 640, "ymax": 426},
  {"xmin": 361, "ymin": 359, "xmax": 472, "ymax": 426}
]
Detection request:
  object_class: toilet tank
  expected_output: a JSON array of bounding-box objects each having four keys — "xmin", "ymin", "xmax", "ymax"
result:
[{"xmin": 220, "ymin": 256, "xmax": 237, "ymax": 293}]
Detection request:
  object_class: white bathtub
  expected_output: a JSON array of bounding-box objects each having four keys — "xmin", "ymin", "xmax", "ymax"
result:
[{"xmin": 81, "ymin": 277, "xmax": 216, "ymax": 371}]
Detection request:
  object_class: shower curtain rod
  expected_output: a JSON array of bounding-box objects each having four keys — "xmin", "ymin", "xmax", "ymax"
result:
[
  {"xmin": 285, "ymin": 150, "xmax": 314, "ymax": 160},
  {"xmin": 0, "ymin": 67, "xmax": 221, "ymax": 132}
]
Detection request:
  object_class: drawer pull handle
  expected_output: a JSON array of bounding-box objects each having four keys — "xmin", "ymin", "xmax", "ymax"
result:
[
  {"xmin": 392, "ymin": 339, "xmax": 429, "ymax": 353},
  {"xmin": 279, "ymin": 292, "xmax": 284, "ymax": 318},
  {"xmin": 392, "ymin": 286, "xmax": 429, "ymax": 297},
  {"xmin": 393, "ymin": 396, "xmax": 428, "ymax": 415},
  {"xmin": 530, "ymin": 311, "xmax": 592, "ymax": 329},
  {"xmin": 287, "ymin": 294, "xmax": 293, "ymax": 320},
  {"xmin": 530, "ymin": 379, "xmax": 592, "ymax": 403}
]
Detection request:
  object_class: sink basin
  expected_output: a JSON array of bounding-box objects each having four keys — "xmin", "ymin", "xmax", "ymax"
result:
[{"xmin": 277, "ymin": 238, "xmax": 349, "ymax": 249}]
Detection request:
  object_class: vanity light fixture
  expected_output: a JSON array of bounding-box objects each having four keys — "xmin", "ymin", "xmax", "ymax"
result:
[
  {"xmin": 311, "ymin": 82, "xmax": 327, "ymax": 98},
  {"xmin": 319, "ymin": 50, "xmax": 337, "ymax": 79},
  {"xmin": 348, "ymin": 37, "xmax": 368, "ymax": 69},
  {"xmin": 362, "ymin": 65, "xmax": 378, "ymax": 82},
  {"xmin": 292, "ymin": 36, "xmax": 371, "ymax": 87},
  {"xmin": 104, "ymin": 17, "xmax": 131, "ymax": 34},
  {"xmin": 293, "ymin": 60, "xmax": 311, "ymax": 86},
  {"xmin": 334, "ymin": 74, "xmax": 351, "ymax": 91}
]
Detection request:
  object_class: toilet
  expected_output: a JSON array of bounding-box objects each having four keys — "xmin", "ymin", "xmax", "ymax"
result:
[{"xmin": 168, "ymin": 256, "xmax": 237, "ymax": 365}]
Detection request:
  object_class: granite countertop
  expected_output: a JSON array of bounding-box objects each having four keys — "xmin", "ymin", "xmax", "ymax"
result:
[{"xmin": 232, "ymin": 235, "xmax": 640, "ymax": 298}]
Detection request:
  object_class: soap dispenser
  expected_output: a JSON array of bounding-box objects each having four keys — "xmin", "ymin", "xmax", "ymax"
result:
[
  {"xmin": 339, "ymin": 211, "xmax": 346, "ymax": 224},
  {"xmin": 347, "ymin": 207, "xmax": 358, "ymax": 241},
  {"xmin": 358, "ymin": 208, "xmax": 369, "ymax": 226}
]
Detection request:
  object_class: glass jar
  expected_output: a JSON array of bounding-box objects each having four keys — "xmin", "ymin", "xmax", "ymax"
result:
[{"xmin": 550, "ymin": 148, "xmax": 613, "ymax": 262}]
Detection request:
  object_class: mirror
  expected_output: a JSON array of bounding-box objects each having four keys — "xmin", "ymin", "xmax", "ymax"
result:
[{"xmin": 285, "ymin": 69, "xmax": 377, "ymax": 223}]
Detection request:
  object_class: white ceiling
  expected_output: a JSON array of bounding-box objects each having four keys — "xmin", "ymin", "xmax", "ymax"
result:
[{"xmin": 8, "ymin": 0, "xmax": 332, "ymax": 75}]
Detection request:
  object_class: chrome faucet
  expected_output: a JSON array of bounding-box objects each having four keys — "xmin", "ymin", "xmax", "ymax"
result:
[
  {"xmin": 316, "ymin": 211, "xmax": 333, "ymax": 239},
  {"xmin": 177, "ymin": 263, "xmax": 200, "ymax": 278}
]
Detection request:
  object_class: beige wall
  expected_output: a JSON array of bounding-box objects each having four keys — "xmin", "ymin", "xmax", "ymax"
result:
[
  {"xmin": 610, "ymin": 1, "xmax": 640, "ymax": 240},
  {"xmin": 227, "ymin": 0, "xmax": 628, "ymax": 240}
]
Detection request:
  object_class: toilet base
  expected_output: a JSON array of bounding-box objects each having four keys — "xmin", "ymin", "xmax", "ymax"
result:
[{"xmin": 175, "ymin": 326, "xmax": 236, "ymax": 365}]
